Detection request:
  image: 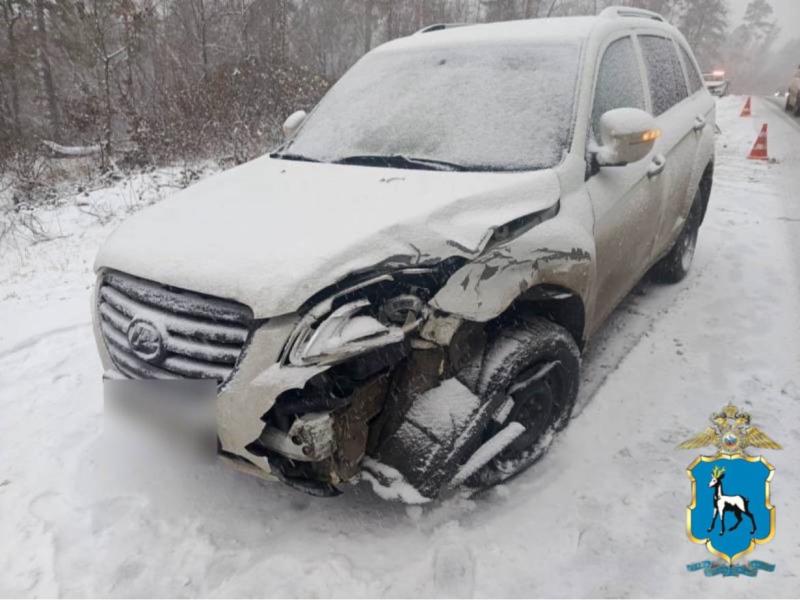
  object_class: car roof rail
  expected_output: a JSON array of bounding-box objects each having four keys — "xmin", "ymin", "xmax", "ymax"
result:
[
  {"xmin": 599, "ymin": 5, "xmax": 665, "ymax": 22},
  {"xmin": 414, "ymin": 23, "xmax": 468, "ymax": 34}
]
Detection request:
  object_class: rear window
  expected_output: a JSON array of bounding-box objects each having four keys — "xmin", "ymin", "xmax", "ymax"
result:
[
  {"xmin": 678, "ymin": 45, "xmax": 704, "ymax": 93},
  {"xmin": 639, "ymin": 35, "xmax": 689, "ymax": 115}
]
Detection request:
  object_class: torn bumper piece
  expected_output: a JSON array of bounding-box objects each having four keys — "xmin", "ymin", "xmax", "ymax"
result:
[{"xmin": 218, "ymin": 304, "xmax": 497, "ymax": 499}]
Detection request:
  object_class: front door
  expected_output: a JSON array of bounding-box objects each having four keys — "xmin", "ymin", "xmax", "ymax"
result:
[{"xmin": 587, "ymin": 34, "xmax": 664, "ymax": 328}]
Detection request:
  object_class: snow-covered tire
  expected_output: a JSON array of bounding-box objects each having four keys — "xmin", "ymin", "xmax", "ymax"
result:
[
  {"xmin": 651, "ymin": 190, "xmax": 703, "ymax": 284},
  {"xmin": 464, "ymin": 317, "xmax": 580, "ymax": 488}
]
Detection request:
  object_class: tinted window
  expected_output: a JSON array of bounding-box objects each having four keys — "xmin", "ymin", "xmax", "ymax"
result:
[
  {"xmin": 639, "ymin": 36, "xmax": 688, "ymax": 115},
  {"xmin": 678, "ymin": 44, "xmax": 704, "ymax": 93},
  {"xmin": 592, "ymin": 36, "xmax": 646, "ymax": 138}
]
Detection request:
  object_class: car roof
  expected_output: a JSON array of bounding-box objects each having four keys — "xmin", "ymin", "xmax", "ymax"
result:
[{"xmin": 375, "ymin": 12, "xmax": 679, "ymax": 55}]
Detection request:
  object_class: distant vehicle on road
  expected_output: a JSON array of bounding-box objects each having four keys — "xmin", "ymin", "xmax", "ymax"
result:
[
  {"xmin": 785, "ymin": 64, "xmax": 800, "ymax": 115},
  {"xmin": 703, "ymin": 70, "xmax": 730, "ymax": 97}
]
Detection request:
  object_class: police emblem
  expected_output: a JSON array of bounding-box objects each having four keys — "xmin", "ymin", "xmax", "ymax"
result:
[{"xmin": 679, "ymin": 403, "xmax": 781, "ymax": 576}]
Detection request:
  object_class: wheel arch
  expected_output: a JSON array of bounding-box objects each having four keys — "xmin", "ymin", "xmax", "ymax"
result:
[
  {"xmin": 491, "ymin": 283, "xmax": 588, "ymax": 350},
  {"xmin": 698, "ymin": 160, "xmax": 714, "ymax": 225}
]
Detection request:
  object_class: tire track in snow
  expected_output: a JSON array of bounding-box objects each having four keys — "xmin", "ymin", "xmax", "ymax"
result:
[
  {"xmin": 574, "ymin": 257, "xmax": 711, "ymax": 418},
  {"xmin": 0, "ymin": 322, "xmax": 91, "ymax": 361}
]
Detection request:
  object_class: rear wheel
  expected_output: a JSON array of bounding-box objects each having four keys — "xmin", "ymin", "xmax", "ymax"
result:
[
  {"xmin": 651, "ymin": 190, "xmax": 703, "ymax": 284},
  {"xmin": 464, "ymin": 317, "xmax": 580, "ymax": 488}
]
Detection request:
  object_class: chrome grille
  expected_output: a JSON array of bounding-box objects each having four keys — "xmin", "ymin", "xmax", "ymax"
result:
[{"xmin": 97, "ymin": 270, "xmax": 253, "ymax": 385}]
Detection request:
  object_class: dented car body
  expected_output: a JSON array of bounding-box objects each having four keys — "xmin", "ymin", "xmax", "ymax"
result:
[{"xmin": 92, "ymin": 9, "xmax": 715, "ymax": 501}]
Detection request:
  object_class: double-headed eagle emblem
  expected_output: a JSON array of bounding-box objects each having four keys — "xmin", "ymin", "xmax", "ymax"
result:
[{"xmin": 679, "ymin": 403, "xmax": 781, "ymax": 455}]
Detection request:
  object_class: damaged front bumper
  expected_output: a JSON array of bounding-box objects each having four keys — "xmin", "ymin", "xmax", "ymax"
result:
[{"xmin": 92, "ymin": 266, "xmax": 487, "ymax": 499}]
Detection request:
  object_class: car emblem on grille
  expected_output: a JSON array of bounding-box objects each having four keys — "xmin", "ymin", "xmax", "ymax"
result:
[{"xmin": 127, "ymin": 319, "xmax": 165, "ymax": 363}]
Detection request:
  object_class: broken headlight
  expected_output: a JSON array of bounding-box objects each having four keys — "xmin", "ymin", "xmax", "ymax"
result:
[{"xmin": 284, "ymin": 274, "xmax": 432, "ymax": 367}]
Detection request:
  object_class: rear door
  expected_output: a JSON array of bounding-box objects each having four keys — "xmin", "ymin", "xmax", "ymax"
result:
[
  {"xmin": 671, "ymin": 41, "xmax": 716, "ymax": 231},
  {"xmin": 635, "ymin": 34, "xmax": 698, "ymax": 261},
  {"xmin": 587, "ymin": 34, "xmax": 664, "ymax": 326}
]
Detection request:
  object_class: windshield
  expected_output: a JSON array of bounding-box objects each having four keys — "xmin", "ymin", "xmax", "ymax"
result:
[{"xmin": 282, "ymin": 42, "xmax": 581, "ymax": 171}]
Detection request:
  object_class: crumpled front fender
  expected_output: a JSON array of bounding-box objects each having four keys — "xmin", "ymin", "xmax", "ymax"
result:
[{"xmin": 430, "ymin": 218, "xmax": 596, "ymax": 326}]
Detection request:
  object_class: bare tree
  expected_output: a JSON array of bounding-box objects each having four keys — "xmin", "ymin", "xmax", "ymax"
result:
[
  {"xmin": 0, "ymin": 0, "xmax": 777, "ymax": 171},
  {"xmin": 34, "ymin": 0, "xmax": 60, "ymax": 140},
  {"xmin": 1, "ymin": 0, "xmax": 23, "ymax": 135}
]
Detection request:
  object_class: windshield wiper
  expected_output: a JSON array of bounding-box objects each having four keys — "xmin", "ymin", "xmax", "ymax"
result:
[
  {"xmin": 333, "ymin": 154, "xmax": 467, "ymax": 171},
  {"xmin": 270, "ymin": 152, "xmax": 321, "ymax": 163}
]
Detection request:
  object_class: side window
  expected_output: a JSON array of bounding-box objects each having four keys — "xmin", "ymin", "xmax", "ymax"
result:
[
  {"xmin": 678, "ymin": 44, "xmax": 704, "ymax": 93},
  {"xmin": 639, "ymin": 35, "xmax": 689, "ymax": 115},
  {"xmin": 592, "ymin": 36, "xmax": 646, "ymax": 139}
]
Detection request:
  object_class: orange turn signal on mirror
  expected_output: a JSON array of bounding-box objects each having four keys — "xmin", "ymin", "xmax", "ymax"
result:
[{"xmin": 641, "ymin": 129, "xmax": 661, "ymax": 143}]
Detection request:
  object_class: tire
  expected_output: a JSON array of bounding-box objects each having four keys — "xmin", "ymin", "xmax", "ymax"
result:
[
  {"xmin": 464, "ymin": 317, "xmax": 580, "ymax": 488},
  {"xmin": 651, "ymin": 190, "xmax": 704, "ymax": 284}
]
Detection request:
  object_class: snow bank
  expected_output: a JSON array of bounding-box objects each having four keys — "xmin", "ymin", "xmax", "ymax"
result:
[{"xmin": 1, "ymin": 97, "xmax": 799, "ymax": 597}]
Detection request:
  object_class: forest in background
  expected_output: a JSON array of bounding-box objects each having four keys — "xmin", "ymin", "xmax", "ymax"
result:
[{"xmin": 0, "ymin": 0, "xmax": 796, "ymax": 191}]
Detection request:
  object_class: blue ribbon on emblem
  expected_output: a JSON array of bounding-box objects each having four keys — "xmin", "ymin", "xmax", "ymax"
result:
[{"xmin": 686, "ymin": 560, "xmax": 775, "ymax": 577}]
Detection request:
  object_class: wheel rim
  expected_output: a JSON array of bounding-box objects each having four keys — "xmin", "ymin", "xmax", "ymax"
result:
[
  {"xmin": 679, "ymin": 228, "xmax": 698, "ymax": 272},
  {"xmin": 484, "ymin": 360, "xmax": 567, "ymax": 466}
]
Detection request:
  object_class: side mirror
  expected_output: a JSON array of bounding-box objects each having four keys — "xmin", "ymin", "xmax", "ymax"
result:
[
  {"xmin": 282, "ymin": 110, "xmax": 307, "ymax": 139},
  {"xmin": 594, "ymin": 108, "xmax": 660, "ymax": 167}
]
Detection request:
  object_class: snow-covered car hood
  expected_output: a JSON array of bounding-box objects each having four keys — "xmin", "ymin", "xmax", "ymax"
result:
[{"xmin": 95, "ymin": 156, "xmax": 560, "ymax": 317}]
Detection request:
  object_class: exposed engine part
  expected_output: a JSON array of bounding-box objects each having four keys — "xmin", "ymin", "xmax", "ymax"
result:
[
  {"xmin": 256, "ymin": 363, "xmax": 396, "ymax": 489},
  {"xmin": 420, "ymin": 312, "xmax": 463, "ymax": 346},
  {"xmin": 331, "ymin": 373, "xmax": 389, "ymax": 480},
  {"xmin": 259, "ymin": 412, "xmax": 335, "ymax": 462},
  {"xmin": 382, "ymin": 294, "xmax": 425, "ymax": 324}
]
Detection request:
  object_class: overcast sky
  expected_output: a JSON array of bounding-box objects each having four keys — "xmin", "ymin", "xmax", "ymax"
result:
[{"xmin": 728, "ymin": 0, "xmax": 800, "ymax": 47}]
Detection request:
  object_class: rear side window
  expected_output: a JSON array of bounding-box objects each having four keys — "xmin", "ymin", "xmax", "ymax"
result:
[
  {"xmin": 639, "ymin": 35, "xmax": 688, "ymax": 115},
  {"xmin": 592, "ymin": 36, "xmax": 646, "ymax": 138},
  {"xmin": 678, "ymin": 44, "xmax": 704, "ymax": 93}
]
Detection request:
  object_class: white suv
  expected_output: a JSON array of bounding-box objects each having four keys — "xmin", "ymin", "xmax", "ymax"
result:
[{"xmin": 93, "ymin": 7, "xmax": 715, "ymax": 500}]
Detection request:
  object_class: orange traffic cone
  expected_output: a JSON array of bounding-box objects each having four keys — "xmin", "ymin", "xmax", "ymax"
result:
[
  {"xmin": 740, "ymin": 97, "xmax": 752, "ymax": 117},
  {"xmin": 747, "ymin": 123, "xmax": 769, "ymax": 160}
]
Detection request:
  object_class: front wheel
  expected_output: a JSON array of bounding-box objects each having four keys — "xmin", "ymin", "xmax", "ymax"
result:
[
  {"xmin": 464, "ymin": 317, "xmax": 580, "ymax": 489},
  {"xmin": 651, "ymin": 191, "xmax": 703, "ymax": 284}
]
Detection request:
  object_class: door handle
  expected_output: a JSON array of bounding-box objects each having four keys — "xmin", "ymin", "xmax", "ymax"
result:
[
  {"xmin": 693, "ymin": 115, "xmax": 706, "ymax": 132},
  {"xmin": 647, "ymin": 154, "xmax": 667, "ymax": 178}
]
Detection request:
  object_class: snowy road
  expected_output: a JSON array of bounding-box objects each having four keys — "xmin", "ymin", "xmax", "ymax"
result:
[{"xmin": 1, "ymin": 97, "xmax": 799, "ymax": 597}]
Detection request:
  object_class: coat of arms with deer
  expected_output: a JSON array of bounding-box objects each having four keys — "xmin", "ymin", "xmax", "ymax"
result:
[{"xmin": 680, "ymin": 403, "xmax": 781, "ymax": 568}]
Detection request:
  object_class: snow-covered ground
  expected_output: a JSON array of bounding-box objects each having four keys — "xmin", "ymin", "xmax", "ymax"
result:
[{"xmin": 1, "ymin": 97, "xmax": 799, "ymax": 597}]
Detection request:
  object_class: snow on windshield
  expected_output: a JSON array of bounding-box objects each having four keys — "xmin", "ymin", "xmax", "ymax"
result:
[{"xmin": 286, "ymin": 42, "xmax": 581, "ymax": 171}]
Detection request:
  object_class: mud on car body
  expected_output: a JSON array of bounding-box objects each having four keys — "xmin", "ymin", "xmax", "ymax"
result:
[{"xmin": 92, "ymin": 7, "xmax": 716, "ymax": 501}]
